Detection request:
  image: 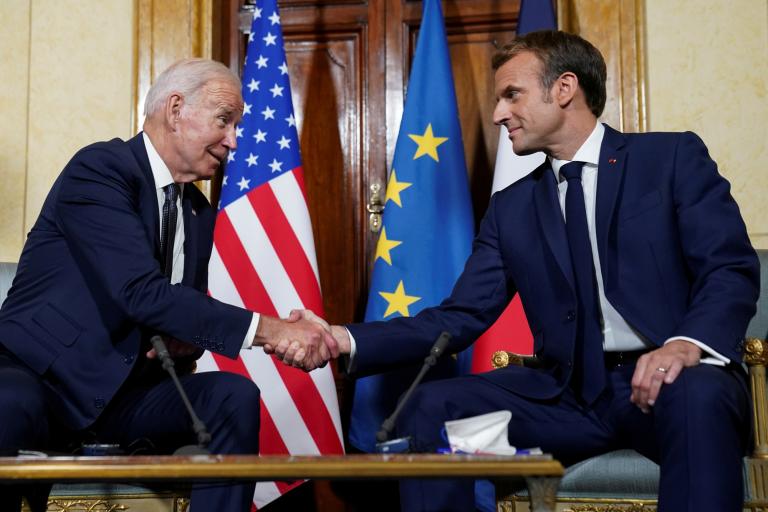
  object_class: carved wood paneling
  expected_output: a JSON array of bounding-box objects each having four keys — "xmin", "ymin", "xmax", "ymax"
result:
[
  {"xmin": 284, "ymin": 35, "xmax": 367, "ymax": 324},
  {"xmin": 559, "ymin": 0, "xmax": 647, "ymax": 132},
  {"xmin": 134, "ymin": 0, "xmax": 213, "ymax": 132}
]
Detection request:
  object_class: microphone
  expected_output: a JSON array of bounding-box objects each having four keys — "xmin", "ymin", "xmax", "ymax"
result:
[
  {"xmin": 150, "ymin": 335, "xmax": 211, "ymax": 455},
  {"xmin": 375, "ymin": 331, "xmax": 452, "ymax": 453}
]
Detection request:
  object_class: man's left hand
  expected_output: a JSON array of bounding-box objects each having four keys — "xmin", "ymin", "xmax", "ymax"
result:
[{"xmin": 630, "ymin": 340, "xmax": 702, "ymax": 413}]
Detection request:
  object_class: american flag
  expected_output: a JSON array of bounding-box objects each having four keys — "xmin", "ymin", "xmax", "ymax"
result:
[{"xmin": 197, "ymin": 0, "xmax": 344, "ymax": 507}]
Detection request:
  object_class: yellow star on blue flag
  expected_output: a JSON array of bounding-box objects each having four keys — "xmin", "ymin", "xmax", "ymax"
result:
[{"xmin": 409, "ymin": 124, "xmax": 448, "ymax": 162}]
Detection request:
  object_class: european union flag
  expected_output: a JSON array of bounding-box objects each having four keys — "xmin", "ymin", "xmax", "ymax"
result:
[{"xmin": 349, "ymin": 0, "xmax": 474, "ymax": 453}]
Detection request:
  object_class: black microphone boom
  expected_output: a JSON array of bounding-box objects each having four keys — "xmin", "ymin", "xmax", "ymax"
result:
[
  {"xmin": 375, "ymin": 331, "xmax": 452, "ymax": 449},
  {"xmin": 150, "ymin": 335, "xmax": 212, "ymax": 455}
]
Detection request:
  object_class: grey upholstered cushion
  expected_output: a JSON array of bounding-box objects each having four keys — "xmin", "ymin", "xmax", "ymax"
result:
[
  {"xmin": 0, "ymin": 262, "xmax": 17, "ymax": 305},
  {"xmin": 558, "ymin": 450, "xmax": 659, "ymax": 497},
  {"xmin": 746, "ymin": 250, "xmax": 768, "ymax": 340}
]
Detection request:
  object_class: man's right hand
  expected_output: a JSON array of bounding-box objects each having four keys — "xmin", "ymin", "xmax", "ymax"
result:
[
  {"xmin": 254, "ymin": 314, "xmax": 338, "ymax": 371},
  {"xmin": 286, "ymin": 309, "xmax": 351, "ymax": 356}
]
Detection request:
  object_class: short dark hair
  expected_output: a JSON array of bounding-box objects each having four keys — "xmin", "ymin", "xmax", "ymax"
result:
[{"xmin": 492, "ymin": 30, "xmax": 607, "ymax": 118}]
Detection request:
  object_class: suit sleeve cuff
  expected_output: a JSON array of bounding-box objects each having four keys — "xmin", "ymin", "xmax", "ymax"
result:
[
  {"xmin": 663, "ymin": 336, "xmax": 729, "ymax": 366},
  {"xmin": 241, "ymin": 313, "xmax": 261, "ymax": 350}
]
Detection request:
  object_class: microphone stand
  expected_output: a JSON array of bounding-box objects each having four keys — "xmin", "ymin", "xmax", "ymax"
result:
[
  {"xmin": 375, "ymin": 331, "xmax": 452, "ymax": 453},
  {"xmin": 151, "ymin": 335, "xmax": 211, "ymax": 455}
]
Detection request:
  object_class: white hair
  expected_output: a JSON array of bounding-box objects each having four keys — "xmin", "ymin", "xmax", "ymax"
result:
[{"xmin": 143, "ymin": 58, "xmax": 241, "ymax": 117}]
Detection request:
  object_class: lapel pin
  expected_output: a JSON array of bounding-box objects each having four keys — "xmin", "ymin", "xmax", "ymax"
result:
[
  {"xmin": 191, "ymin": 209, "xmax": 197, "ymax": 216},
  {"xmin": 608, "ymin": 158, "xmax": 617, "ymax": 164}
]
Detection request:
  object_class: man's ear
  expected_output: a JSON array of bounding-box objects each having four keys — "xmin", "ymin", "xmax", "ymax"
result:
[
  {"xmin": 165, "ymin": 93, "xmax": 184, "ymax": 129},
  {"xmin": 553, "ymin": 71, "xmax": 579, "ymax": 108}
]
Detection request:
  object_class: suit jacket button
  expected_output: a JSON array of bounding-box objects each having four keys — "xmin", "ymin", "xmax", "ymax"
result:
[
  {"xmin": 566, "ymin": 311, "xmax": 576, "ymax": 321},
  {"xmin": 94, "ymin": 398, "xmax": 105, "ymax": 409}
]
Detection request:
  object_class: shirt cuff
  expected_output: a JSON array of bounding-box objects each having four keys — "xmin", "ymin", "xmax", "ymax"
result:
[
  {"xmin": 663, "ymin": 336, "xmax": 729, "ymax": 366},
  {"xmin": 241, "ymin": 313, "xmax": 261, "ymax": 350},
  {"xmin": 346, "ymin": 327, "xmax": 357, "ymax": 372}
]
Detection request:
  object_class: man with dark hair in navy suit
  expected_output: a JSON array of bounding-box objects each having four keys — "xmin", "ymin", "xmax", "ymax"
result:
[
  {"xmin": 290, "ymin": 31, "xmax": 760, "ymax": 511},
  {"xmin": 0, "ymin": 58, "xmax": 336, "ymax": 511}
]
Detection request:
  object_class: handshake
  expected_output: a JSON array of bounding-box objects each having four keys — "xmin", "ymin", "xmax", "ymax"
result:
[{"xmin": 253, "ymin": 310, "xmax": 350, "ymax": 371}]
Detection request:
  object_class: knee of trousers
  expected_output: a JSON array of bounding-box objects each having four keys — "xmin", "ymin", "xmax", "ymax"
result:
[
  {"xmin": 204, "ymin": 373, "xmax": 261, "ymax": 451},
  {"xmin": 394, "ymin": 382, "xmax": 456, "ymax": 450},
  {"xmin": 0, "ymin": 381, "xmax": 49, "ymax": 452},
  {"xmin": 654, "ymin": 365, "xmax": 749, "ymax": 434}
]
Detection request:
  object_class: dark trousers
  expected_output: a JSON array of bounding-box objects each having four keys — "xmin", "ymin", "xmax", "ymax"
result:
[
  {"xmin": 0, "ymin": 352, "xmax": 260, "ymax": 512},
  {"xmin": 396, "ymin": 363, "xmax": 750, "ymax": 512}
]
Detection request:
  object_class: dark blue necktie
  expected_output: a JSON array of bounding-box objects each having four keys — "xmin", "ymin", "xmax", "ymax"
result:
[
  {"xmin": 560, "ymin": 162, "xmax": 605, "ymax": 404},
  {"xmin": 160, "ymin": 184, "xmax": 180, "ymax": 278}
]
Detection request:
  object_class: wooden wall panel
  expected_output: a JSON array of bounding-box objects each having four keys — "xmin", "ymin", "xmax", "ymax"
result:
[
  {"xmin": 559, "ymin": 0, "xmax": 647, "ymax": 132},
  {"xmin": 133, "ymin": 0, "xmax": 213, "ymax": 131},
  {"xmin": 284, "ymin": 35, "xmax": 367, "ymax": 324}
]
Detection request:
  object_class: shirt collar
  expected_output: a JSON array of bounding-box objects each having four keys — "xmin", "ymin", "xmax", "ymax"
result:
[
  {"xmin": 549, "ymin": 122, "xmax": 605, "ymax": 180},
  {"xmin": 142, "ymin": 132, "xmax": 177, "ymax": 191}
]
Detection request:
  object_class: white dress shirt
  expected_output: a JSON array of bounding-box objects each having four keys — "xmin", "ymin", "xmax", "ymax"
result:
[{"xmin": 143, "ymin": 133, "xmax": 258, "ymax": 349}]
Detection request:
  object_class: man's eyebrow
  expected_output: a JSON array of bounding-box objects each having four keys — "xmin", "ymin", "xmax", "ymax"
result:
[
  {"xmin": 500, "ymin": 85, "xmax": 519, "ymax": 95},
  {"xmin": 495, "ymin": 85, "xmax": 517, "ymax": 101}
]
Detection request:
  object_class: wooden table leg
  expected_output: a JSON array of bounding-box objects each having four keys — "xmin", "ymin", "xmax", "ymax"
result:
[{"xmin": 524, "ymin": 476, "xmax": 560, "ymax": 512}]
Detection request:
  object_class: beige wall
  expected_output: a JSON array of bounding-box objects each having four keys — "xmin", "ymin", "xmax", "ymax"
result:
[
  {"xmin": 646, "ymin": 0, "xmax": 768, "ymax": 249},
  {"xmin": 0, "ymin": 0, "xmax": 134, "ymax": 262}
]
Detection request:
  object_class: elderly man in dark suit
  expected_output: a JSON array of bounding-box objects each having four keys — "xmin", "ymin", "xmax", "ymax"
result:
[
  {"xmin": 0, "ymin": 58, "xmax": 335, "ymax": 511},
  {"xmin": 289, "ymin": 31, "xmax": 759, "ymax": 512}
]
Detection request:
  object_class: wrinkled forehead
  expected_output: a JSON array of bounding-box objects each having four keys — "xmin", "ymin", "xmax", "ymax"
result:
[
  {"xmin": 190, "ymin": 79, "xmax": 244, "ymax": 112},
  {"xmin": 208, "ymin": 79, "xmax": 243, "ymax": 104}
]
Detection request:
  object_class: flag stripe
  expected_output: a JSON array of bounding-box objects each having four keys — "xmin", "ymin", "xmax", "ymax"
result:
[
  {"xmin": 207, "ymin": 352, "xmax": 288, "ymax": 460},
  {"xmin": 213, "ymin": 210, "xmax": 277, "ymax": 315},
  {"xmin": 292, "ymin": 166, "xmax": 308, "ymax": 203},
  {"xmin": 208, "ymin": 247, "xmax": 244, "ymax": 308},
  {"xmin": 209, "ymin": 2, "xmax": 344, "ymax": 506},
  {"xmin": 270, "ymin": 169, "xmax": 321, "ymax": 286},
  {"xmin": 248, "ymin": 176, "xmax": 323, "ymax": 314},
  {"xmin": 252, "ymin": 376, "xmax": 293, "ymax": 455},
  {"xmin": 266, "ymin": 358, "xmax": 344, "ymax": 454},
  {"xmin": 309, "ymin": 366, "xmax": 344, "ymax": 446},
  {"xmin": 226, "ymin": 193, "xmax": 302, "ymax": 317},
  {"xmin": 239, "ymin": 351, "xmax": 319, "ymax": 453},
  {"xmin": 253, "ymin": 482, "xmax": 282, "ymax": 509}
]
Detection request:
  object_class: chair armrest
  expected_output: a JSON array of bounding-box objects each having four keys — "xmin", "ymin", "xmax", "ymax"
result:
[
  {"xmin": 491, "ymin": 351, "xmax": 539, "ymax": 369},
  {"xmin": 744, "ymin": 337, "xmax": 768, "ymax": 459}
]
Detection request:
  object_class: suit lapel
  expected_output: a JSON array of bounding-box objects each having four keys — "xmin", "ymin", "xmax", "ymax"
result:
[
  {"xmin": 181, "ymin": 190, "xmax": 198, "ymax": 287},
  {"xmin": 127, "ymin": 133, "xmax": 162, "ymax": 261},
  {"xmin": 533, "ymin": 164, "xmax": 575, "ymax": 290},
  {"xmin": 594, "ymin": 125, "xmax": 628, "ymax": 280}
]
